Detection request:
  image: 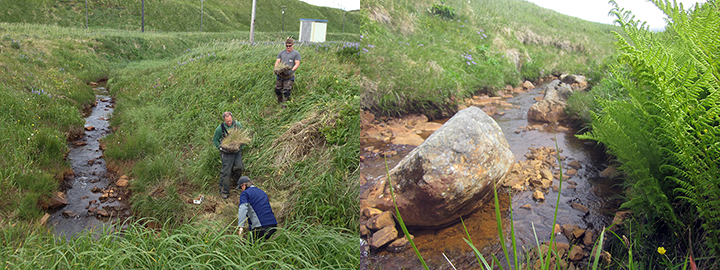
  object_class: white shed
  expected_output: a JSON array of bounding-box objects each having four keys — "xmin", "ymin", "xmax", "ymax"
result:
[{"xmin": 299, "ymin": 19, "xmax": 328, "ymax": 43}]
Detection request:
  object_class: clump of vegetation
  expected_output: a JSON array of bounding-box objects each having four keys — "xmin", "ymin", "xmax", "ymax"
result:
[
  {"xmin": 10, "ymin": 38, "xmax": 20, "ymax": 49},
  {"xmin": 219, "ymin": 128, "xmax": 251, "ymax": 153},
  {"xmin": 430, "ymin": 1, "xmax": 456, "ymax": 20}
]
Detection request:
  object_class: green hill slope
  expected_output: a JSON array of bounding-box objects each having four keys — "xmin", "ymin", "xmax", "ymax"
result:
[
  {"xmin": 360, "ymin": 0, "xmax": 622, "ymax": 118},
  {"xmin": 0, "ymin": 0, "xmax": 362, "ymax": 34},
  {"xmin": 1, "ymin": 20, "xmax": 361, "ymax": 267}
]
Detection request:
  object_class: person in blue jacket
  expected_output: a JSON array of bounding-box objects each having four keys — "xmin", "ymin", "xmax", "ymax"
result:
[{"xmin": 237, "ymin": 176, "xmax": 278, "ymax": 241}]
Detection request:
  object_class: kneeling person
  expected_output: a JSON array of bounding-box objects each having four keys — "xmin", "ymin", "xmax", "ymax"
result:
[{"xmin": 237, "ymin": 176, "xmax": 278, "ymax": 241}]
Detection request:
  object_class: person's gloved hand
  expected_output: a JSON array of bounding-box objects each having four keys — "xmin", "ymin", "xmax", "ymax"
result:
[{"xmin": 286, "ymin": 69, "xmax": 294, "ymax": 75}]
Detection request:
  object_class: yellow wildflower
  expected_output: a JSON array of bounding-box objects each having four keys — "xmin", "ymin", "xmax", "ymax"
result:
[{"xmin": 657, "ymin": 247, "xmax": 666, "ymax": 255}]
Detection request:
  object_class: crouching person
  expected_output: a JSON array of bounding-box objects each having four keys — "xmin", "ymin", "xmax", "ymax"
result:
[{"xmin": 237, "ymin": 176, "xmax": 278, "ymax": 241}]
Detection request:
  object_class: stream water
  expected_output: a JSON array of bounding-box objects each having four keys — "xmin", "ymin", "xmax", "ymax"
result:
[
  {"xmin": 359, "ymin": 82, "xmax": 623, "ymax": 269},
  {"xmin": 46, "ymin": 82, "xmax": 130, "ymax": 239}
]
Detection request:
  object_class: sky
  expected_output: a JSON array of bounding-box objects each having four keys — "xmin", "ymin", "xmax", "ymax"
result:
[
  {"xmin": 524, "ymin": 0, "xmax": 707, "ymax": 30},
  {"xmin": 298, "ymin": 0, "xmax": 360, "ymax": 11}
]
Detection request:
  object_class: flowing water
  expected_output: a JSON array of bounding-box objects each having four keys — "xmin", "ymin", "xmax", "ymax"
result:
[
  {"xmin": 359, "ymin": 82, "xmax": 623, "ymax": 269},
  {"xmin": 46, "ymin": 82, "xmax": 131, "ymax": 239}
]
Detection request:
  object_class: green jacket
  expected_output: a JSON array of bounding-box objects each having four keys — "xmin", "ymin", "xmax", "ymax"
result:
[{"xmin": 213, "ymin": 120, "xmax": 242, "ymax": 149}]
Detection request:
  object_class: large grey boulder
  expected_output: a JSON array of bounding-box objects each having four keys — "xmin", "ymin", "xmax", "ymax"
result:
[
  {"xmin": 362, "ymin": 107, "xmax": 514, "ymax": 228},
  {"xmin": 527, "ymin": 79, "xmax": 574, "ymax": 122}
]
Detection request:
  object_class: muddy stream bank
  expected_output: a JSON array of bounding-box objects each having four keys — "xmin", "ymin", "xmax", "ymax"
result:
[
  {"xmin": 359, "ymin": 80, "xmax": 623, "ymax": 269},
  {"xmin": 46, "ymin": 81, "xmax": 131, "ymax": 239}
]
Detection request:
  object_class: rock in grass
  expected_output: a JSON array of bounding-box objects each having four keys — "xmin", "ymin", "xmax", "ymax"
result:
[
  {"xmin": 219, "ymin": 128, "xmax": 251, "ymax": 153},
  {"xmin": 116, "ymin": 175, "xmax": 129, "ymax": 187},
  {"xmin": 46, "ymin": 192, "xmax": 68, "ymax": 209}
]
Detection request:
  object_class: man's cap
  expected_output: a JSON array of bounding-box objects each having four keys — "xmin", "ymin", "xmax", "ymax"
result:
[{"xmin": 237, "ymin": 176, "xmax": 251, "ymax": 186}]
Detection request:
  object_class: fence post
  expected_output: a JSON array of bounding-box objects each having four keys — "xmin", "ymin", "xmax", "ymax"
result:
[
  {"xmin": 250, "ymin": 0, "xmax": 256, "ymax": 43},
  {"xmin": 201, "ymin": 0, "xmax": 204, "ymax": 32},
  {"xmin": 85, "ymin": 0, "xmax": 89, "ymax": 29},
  {"xmin": 141, "ymin": 0, "xmax": 145, "ymax": 32}
]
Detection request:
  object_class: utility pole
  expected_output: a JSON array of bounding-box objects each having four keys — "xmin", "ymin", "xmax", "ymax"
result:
[
  {"xmin": 343, "ymin": 10, "xmax": 346, "ymax": 33},
  {"xmin": 84, "ymin": 0, "xmax": 89, "ymax": 29},
  {"xmin": 249, "ymin": 0, "xmax": 256, "ymax": 43},
  {"xmin": 281, "ymin": 5, "xmax": 286, "ymax": 32},
  {"xmin": 201, "ymin": 0, "xmax": 204, "ymax": 32},
  {"xmin": 141, "ymin": 0, "xmax": 145, "ymax": 32}
]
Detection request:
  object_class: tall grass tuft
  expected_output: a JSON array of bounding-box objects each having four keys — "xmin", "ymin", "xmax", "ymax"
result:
[{"xmin": 1, "ymin": 218, "xmax": 358, "ymax": 269}]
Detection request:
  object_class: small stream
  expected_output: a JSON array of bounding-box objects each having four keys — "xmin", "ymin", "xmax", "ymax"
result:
[
  {"xmin": 46, "ymin": 82, "xmax": 131, "ymax": 239},
  {"xmin": 359, "ymin": 82, "xmax": 622, "ymax": 269}
]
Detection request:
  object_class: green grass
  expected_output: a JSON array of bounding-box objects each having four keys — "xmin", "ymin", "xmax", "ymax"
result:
[
  {"xmin": 100, "ymin": 39, "xmax": 360, "ymax": 228},
  {"xmin": 1, "ymin": 219, "xmax": 358, "ymax": 269},
  {"xmin": 0, "ymin": 0, "xmax": 362, "ymax": 34},
  {"xmin": 360, "ymin": 0, "xmax": 620, "ymax": 118},
  {"xmin": 1, "ymin": 16, "xmax": 361, "ymax": 267}
]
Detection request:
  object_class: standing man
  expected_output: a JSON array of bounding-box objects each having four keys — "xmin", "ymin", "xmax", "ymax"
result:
[
  {"xmin": 237, "ymin": 176, "xmax": 278, "ymax": 241},
  {"xmin": 212, "ymin": 111, "xmax": 244, "ymax": 199},
  {"xmin": 274, "ymin": 38, "xmax": 301, "ymax": 106}
]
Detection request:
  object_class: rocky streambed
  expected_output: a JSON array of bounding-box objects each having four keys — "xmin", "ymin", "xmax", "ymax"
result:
[
  {"xmin": 359, "ymin": 76, "xmax": 625, "ymax": 269},
  {"xmin": 42, "ymin": 81, "xmax": 132, "ymax": 239}
]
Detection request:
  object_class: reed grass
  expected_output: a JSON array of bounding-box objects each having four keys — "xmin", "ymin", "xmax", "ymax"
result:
[{"xmin": 1, "ymin": 218, "xmax": 358, "ymax": 269}]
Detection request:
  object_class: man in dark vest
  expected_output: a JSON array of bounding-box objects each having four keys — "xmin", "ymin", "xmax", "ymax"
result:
[
  {"xmin": 212, "ymin": 111, "xmax": 244, "ymax": 199},
  {"xmin": 237, "ymin": 176, "xmax": 278, "ymax": 241}
]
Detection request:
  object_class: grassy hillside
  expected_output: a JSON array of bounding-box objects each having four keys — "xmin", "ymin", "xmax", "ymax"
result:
[
  {"xmin": 0, "ymin": 0, "xmax": 362, "ymax": 34},
  {"xmin": 360, "ymin": 0, "xmax": 621, "ymax": 118},
  {"xmin": 1, "ymin": 17, "xmax": 361, "ymax": 267}
]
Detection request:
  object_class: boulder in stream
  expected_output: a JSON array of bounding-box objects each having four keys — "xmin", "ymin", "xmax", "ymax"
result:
[
  {"xmin": 362, "ymin": 107, "xmax": 514, "ymax": 228},
  {"xmin": 527, "ymin": 80, "xmax": 575, "ymax": 123}
]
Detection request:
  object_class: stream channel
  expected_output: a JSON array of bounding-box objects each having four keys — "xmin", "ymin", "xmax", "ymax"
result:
[
  {"xmin": 359, "ymin": 81, "xmax": 623, "ymax": 269},
  {"xmin": 46, "ymin": 81, "xmax": 131, "ymax": 239}
]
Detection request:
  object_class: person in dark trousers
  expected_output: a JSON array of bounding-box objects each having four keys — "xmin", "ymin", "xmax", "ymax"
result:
[
  {"xmin": 212, "ymin": 111, "xmax": 244, "ymax": 199},
  {"xmin": 274, "ymin": 38, "xmax": 301, "ymax": 106},
  {"xmin": 237, "ymin": 176, "xmax": 278, "ymax": 241}
]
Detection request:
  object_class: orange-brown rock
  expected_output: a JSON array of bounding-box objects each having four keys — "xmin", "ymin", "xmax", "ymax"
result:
[
  {"xmin": 522, "ymin": 80, "xmax": 535, "ymax": 89},
  {"xmin": 39, "ymin": 213, "xmax": 50, "ymax": 225},
  {"xmin": 366, "ymin": 211, "xmax": 395, "ymax": 230},
  {"xmin": 571, "ymin": 202, "xmax": 589, "ymax": 214},
  {"xmin": 533, "ymin": 190, "xmax": 545, "ymax": 201},
  {"xmin": 583, "ymin": 230, "xmax": 594, "ymax": 246},
  {"xmin": 46, "ymin": 192, "xmax": 68, "ymax": 209},
  {"xmin": 370, "ymin": 225, "xmax": 398, "ymax": 249},
  {"xmin": 361, "ymin": 207, "xmax": 383, "ymax": 219},
  {"xmin": 117, "ymin": 175, "xmax": 129, "ymax": 187},
  {"xmin": 568, "ymin": 245, "xmax": 585, "ymax": 261}
]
